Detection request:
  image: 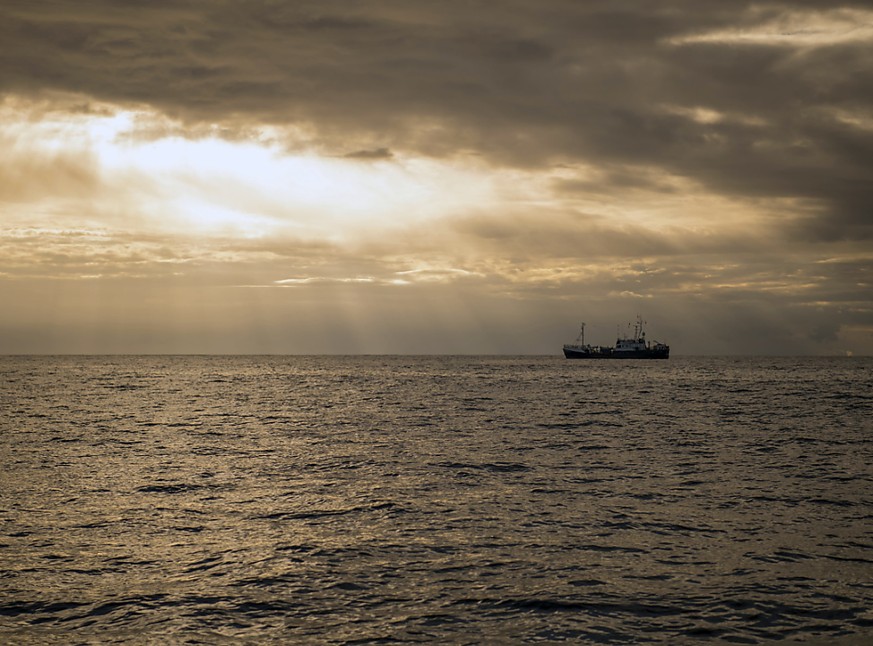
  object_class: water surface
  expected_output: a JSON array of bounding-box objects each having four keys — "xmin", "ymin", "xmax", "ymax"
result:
[{"xmin": 2, "ymin": 356, "xmax": 871, "ymax": 642}]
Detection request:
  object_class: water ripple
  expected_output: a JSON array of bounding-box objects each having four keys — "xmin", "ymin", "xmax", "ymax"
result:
[{"xmin": 1, "ymin": 355, "xmax": 871, "ymax": 643}]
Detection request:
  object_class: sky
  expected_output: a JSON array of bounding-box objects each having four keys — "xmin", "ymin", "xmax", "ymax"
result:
[{"xmin": 1, "ymin": 1, "xmax": 871, "ymax": 355}]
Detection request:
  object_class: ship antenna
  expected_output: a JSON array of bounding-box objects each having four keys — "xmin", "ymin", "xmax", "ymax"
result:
[{"xmin": 576, "ymin": 322, "xmax": 586, "ymax": 346}]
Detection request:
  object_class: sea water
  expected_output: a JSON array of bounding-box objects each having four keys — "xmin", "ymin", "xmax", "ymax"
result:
[{"xmin": 1, "ymin": 355, "xmax": 871, "ymax": 643}]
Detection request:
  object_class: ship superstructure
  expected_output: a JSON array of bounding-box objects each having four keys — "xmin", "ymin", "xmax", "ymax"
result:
[{"xmin": 563, "ymin": 317, "xmax": 669, "ymax": 359}]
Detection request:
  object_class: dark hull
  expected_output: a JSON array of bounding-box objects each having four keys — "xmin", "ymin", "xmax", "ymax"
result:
[{"xmin": 563, "ymin": 347, "xmax": 669, "ymax": 359}]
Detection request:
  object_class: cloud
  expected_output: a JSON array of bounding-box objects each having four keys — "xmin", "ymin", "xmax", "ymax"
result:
[
  {"xmin": 274, "ymin": 276, "xmax": 376, "ymax": 286},
  {"xmin": 668, "ymin": 8, "xmax": 873, "ymax": 47},
  {"xmin": 343, "ymin": 147, "xmax": 394, "ymax": 160},
  {"xmin": 3, "ymin": 1, "xmax": 869, "ymax": 240},
  {"xmin": 1, "ymin": 1, "xmax": 872, "ymax": 353}
]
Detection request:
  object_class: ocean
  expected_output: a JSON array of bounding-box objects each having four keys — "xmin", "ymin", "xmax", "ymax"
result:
[{"xmin": 1, "ymin": 355, "xmax": 871, "ymax": 643}]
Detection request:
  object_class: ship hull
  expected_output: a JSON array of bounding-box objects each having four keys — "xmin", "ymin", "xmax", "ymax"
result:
[{"xmin": 563, "ymin": 347, "xmax": 669, "ymax": 359}]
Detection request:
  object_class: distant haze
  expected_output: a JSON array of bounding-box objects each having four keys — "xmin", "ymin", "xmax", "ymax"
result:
[{"xmin": 1, "ymin": 2, "xmax": 871, "ymax": 354}]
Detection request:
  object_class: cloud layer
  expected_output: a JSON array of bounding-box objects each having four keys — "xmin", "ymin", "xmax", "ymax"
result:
[
  {"xmin": 4, "ymin": 1, "xmax": 872, "ymax": 233},
  {"xmin": 1, "ymin": 1, "xmax": 871, "ymax": 353}
]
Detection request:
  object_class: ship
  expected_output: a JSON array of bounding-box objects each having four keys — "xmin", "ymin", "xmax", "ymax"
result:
[{"xmin": 563, "ymin": 316, "xmax": 669, "ymax": 359}]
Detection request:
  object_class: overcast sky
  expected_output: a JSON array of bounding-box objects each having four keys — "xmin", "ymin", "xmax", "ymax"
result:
[{"xmin": 1, "ymin": 1, "xmax": 871, "ymax": 354}]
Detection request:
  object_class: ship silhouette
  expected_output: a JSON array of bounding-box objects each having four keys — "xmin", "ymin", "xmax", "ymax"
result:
[{"xmin": 563, "ymin": 316, "xmax": 669, "ymax": 359}]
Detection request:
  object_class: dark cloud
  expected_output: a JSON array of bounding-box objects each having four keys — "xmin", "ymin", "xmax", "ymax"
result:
[
  {"xmin": 2, "ymin": 2, "xmax": 872, "ymax": 304},
  {"xmin": 445, "ymin": 211, "xmax": 685, "ymax": 259},
  {"xmin": 343, "ymin": 147, "xmax": 394, "ymax": 160},
  {"xmin": 1, "ymin": 1, "xmax": 865, "ymax": 240}
]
